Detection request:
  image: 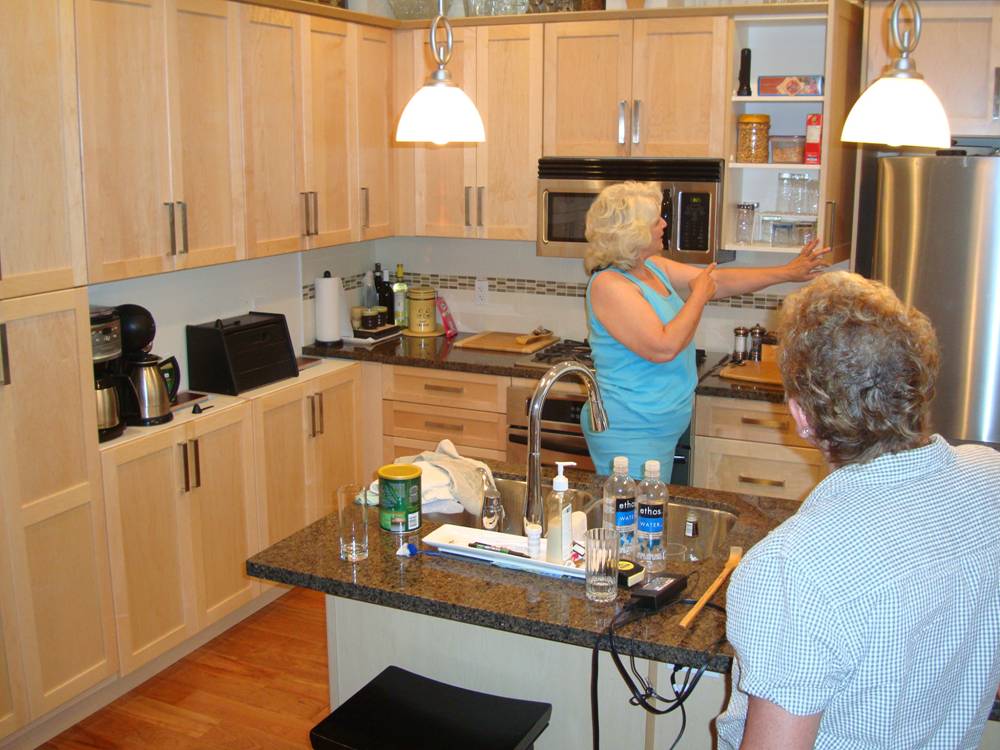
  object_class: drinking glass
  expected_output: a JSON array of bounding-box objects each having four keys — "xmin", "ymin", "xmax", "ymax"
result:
[
  {"xmin": 338, "ymin": 483, "xmax": 369, "ymax": 562},
  {"xmin": 585, "ymin": 528, "xmax": 619, "ymax": 603}
]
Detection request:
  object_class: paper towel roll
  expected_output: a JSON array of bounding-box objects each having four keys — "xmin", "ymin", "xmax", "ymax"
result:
[{"xmin": 315, "ymin": 273, "xmax": 343, "ymax": 345}]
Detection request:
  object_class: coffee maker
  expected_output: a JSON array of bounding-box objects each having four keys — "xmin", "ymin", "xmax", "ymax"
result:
[
  {"xmin": 90, "ymin": 306, "xmax": 127, "ymax": 442},
  {"xmin": 116, "ymin": 304, "xmax": 180, "ymax": 426}
]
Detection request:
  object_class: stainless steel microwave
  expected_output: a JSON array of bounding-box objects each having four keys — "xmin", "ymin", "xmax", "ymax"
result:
[{"xmin": 536, "ymin": 157, "xmax": 724, "ymax": 263}]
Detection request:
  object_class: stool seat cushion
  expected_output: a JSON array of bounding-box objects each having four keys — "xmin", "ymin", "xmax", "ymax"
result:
[{"xmin": 310, "ymin": 666, "xmax": 552, "ymax": 750}]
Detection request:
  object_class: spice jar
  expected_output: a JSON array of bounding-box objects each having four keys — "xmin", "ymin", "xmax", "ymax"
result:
[
  {"xmin": 733, "ymin": 326, "xmax": 749, "ymax": 362},
  {"xmin": 406, "ymin": 286, "xmax": 437, "ymax": 334},
  {"xmin": 737, "ymin": 114, "xmax": 770, "ymax": 163}
]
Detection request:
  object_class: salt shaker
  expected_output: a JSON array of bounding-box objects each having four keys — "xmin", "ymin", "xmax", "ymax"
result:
[{"xmin": 733, "ymin": 326, "xmax": 749, "ymax": 362}]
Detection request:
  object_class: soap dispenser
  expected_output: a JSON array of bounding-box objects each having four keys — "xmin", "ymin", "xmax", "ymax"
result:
[{"xmin": 545, "ymin": 461, "xmax": 575, "ymax": 564}]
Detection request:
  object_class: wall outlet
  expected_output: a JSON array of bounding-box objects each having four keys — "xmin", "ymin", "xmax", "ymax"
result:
[{"xmin": 474, "ymin": 278, "xmax": 489, "ymax": 306}]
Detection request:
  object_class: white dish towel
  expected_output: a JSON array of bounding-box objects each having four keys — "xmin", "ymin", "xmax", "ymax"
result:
[{"xmin": 369, "ymin": 439, "xmax": 496, "ymax": 516}]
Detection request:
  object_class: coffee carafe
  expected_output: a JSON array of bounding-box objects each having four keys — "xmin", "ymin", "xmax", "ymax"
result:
[{"xmin": 91, "ymin": 306, "xmax": 127, "ymax": 442}]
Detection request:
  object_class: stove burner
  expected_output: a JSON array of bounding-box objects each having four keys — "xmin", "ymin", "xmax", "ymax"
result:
[{"xmin": 529, "ymin": 339, "xmax": 594, "ymax": 367}]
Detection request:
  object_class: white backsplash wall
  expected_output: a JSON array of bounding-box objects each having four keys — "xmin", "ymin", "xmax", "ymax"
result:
[{"xmin": 88, "ymin": 254, "xmax": 303, "ymax": 387}]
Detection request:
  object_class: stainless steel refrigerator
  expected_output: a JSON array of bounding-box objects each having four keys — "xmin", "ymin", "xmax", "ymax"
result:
[{"xmin": 874, "ymin": 155, "xmax": 1000, "ymax": 447}]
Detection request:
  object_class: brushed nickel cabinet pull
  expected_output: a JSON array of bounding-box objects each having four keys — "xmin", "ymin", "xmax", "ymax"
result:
[
  {"xmin": 824, "ymin": 201, "xmax": 836, "ymax": 250},
  {"xmin": 192, "ymin": 439, "xmax": 201, "ymax": 489},
  {"xmin": 361, "ymin": 187, "xmax": 370, "ymax": 229},
  {"xmin": 0, "ymin": 251, "xmax": 4, "ymax": 280},
  {"xmin": 307, "ymin": 394, "xmax": 317, "ymax": 438},
  {"xmin": 423, "ymin": 383, "xmax": 464, "ymax": 394},
  {"xmin": 180, "ymin": 442, "xmax": 191, "ymax": 492},
  {"xmin": 0, "ymin": 324, "xmax": 10, "ymax": 386},
  {"xmin": 617, "ymin": 100, "xmax": 627, "ymax": 145},
  {"xmin": 177, "ymin": 201, "xmax": 189, "ymax": 254},
  {"xmin": 738, "ymin": 474, "xmax": 786, "ymax": 488},
  {"xmin": 993, "ymin": 67, "xmax": 999, "ymax": 119},
  {"xmin": 464, "ymin": 186, "xmax": 472, "ymax": 227},
  {"xmin": 477, "ymin": 186, "xmax": 484, "ymax": 228},
  {"xmin": 740, "ymin": 416, "xmax": 788, "ymax": 431},
  {"xmin": 310, "ymin": 192, "xmax": 319, "ymax": 236},
  {"xmin": 425, "ymin": 420, "xmax": 464, "ymax": 432},
  {"xmin": 165, "ymin": 202, "xmax": 177, "ymax": 255},
  {"xmin": 631, "ymin": 99, "xmax": 641, "ymax": 145},
  {"xmin": 316, "ymin": 392, "xmax": 325, "ymax": 435},
  {"xmin": 301, "ymin": 192, "xmax": 311, "ymax": 237}
]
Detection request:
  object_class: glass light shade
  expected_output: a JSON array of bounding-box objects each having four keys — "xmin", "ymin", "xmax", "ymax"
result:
[
  {"xmin": 395, "ymin": 82, "xmax": 485, "ymax": 145},
  {"xmin": 841, "ymin": 76, "xmax": 950, "ymax": 149}
]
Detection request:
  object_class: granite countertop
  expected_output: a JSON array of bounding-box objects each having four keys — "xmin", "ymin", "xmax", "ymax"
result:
[{"xmin": 247, "ymin": 467, "xmax": 799, "ymax": 674}]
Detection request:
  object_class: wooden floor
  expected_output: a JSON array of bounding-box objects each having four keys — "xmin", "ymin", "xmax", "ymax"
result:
[{"xmin": 42, "ymin": 588, "xmax": 329, "ymax": 750}]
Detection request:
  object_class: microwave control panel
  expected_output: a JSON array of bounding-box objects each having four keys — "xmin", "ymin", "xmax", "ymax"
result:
[{"xmin": 677, "ymin": 192, "xmax": 710, "ymax": 252}]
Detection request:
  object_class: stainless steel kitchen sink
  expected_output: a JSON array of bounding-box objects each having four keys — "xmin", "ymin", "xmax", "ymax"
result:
[{"xmin": 423, "ymin": 478, "xmax": 737, "ymax": 560}]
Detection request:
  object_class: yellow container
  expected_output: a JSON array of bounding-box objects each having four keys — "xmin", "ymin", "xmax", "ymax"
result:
[
  {"xmin": 737, "ymin": 114, "xmax": 770, "ymax": 163},
  {"xmin": 377, "ymin": 463, "xmax": 422, "ymax": 533},
  {"xmin": 406, "ymin": 286, "xmax": 437, "ymax": 334}
]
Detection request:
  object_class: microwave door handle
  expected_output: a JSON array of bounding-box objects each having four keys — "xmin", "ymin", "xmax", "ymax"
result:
[
  {"xmin": 508, "ymin": 431, "xmax": 589, "ymax": 456},
  {"xmin": 540, "ymin": 189, "xmax": 549, "ymax": 244}
]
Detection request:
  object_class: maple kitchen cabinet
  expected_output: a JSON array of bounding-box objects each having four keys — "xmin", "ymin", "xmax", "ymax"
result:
[
  {"xmin": 0, "ymin": 0, "xmax": 87, "ymax": 302},
  {"xmin": 357, "ymin": 25, "xmax": 396, "ymax": 241},
  {"xmin": 865, "ymin": 0, "xmax": 1000, "ymax": 138},
  {"xmin": 398, "ymin": 24, "xmax": 543, "ymax": 240},
  {"xmin": 0, "ymin": 288, "xmax": 118, "ymax": 725},
  {"xmin": 543, "ymin": 17, "xmax": 729, "ymax": 158},
  {"xmin": 76, "ymin": 0, "xmax": 246, "ymax": 283},
  {"xmin": 100, "ymin": 401, "xmax": 258, "ymax": 675}
]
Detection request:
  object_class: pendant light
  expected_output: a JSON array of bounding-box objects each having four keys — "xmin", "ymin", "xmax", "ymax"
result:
[
  {"xmin": 841, "ymin": 0, "xmax": 950, "ymax": 149},
  {"xmin": 395, "ymin": 0, "xmax": 485, "ymax": 146}
]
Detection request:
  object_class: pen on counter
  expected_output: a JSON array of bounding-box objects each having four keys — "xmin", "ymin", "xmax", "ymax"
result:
[{"xmin": 468, "ymin": 541, "xmax": 530, "ymax": 559}]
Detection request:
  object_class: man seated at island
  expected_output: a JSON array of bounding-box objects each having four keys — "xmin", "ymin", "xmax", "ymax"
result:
[{"xmin": 716, "ymin": 272, "xmax": 1000, "ymax": 749}]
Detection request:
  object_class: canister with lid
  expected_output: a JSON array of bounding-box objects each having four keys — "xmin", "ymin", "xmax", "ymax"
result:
[
  {"xmin": 406, "ymin": 286, "xmax": 437, "ymax": 334},
  {"xmin": 736, "ymin": 114, "xmax": 770, "ymax": 163}
]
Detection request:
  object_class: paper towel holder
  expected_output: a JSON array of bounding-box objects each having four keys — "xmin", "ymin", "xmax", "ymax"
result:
[{"xmin": 315, "ymin": 270, "xmax": 345, "ymax": 348}]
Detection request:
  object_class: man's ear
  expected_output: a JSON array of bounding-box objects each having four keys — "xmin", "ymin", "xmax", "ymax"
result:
[{"xmin": 787, "ymin": 398, "xmax": 814, "ymax": 440}]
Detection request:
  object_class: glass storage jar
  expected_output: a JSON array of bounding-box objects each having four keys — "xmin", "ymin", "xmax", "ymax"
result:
[
  {"xmin": 735, "ymin": 202, "xmax": 757, "ymax": 244},
  {"xmin": 736, "ymin": 114, "xmax": 770, "ymax": 163}
]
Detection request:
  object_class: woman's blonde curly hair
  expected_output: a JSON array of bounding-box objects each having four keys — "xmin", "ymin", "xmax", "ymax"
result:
[
  {"xmin": 584, "ymin": 182, "xmax": 663, "ymax": 274},
  {"xmin": 778, "ymin": 271, "xmax": 939, "ymax": 467}
]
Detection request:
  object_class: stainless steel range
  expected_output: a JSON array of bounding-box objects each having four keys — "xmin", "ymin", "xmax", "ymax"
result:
[{"xmin": 514, "ymin": 339, "xmax": 594, "ymax": 371}]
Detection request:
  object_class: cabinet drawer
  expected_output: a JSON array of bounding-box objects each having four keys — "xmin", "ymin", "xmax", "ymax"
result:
[
  {"xmin": 694, "ymin": 396, "xmax": 809, "ymax": 447},
  {"xmin": 382, "ymin": 436, "xmax": 507, "ymax": 465},
  {"xmin": 382, "ymin": 365, "xmax": 508, "ymax": 412},
  {"xmin": 692, "ymin": 436, "xmax": 827, "ymax": 502},
  {"xmin": 383, "ymin": 401, "xmax": 506, "ymax": 450}
]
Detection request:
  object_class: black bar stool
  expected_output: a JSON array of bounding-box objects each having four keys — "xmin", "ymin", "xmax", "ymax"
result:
[{"xmin": 310, "ymin": 666, "xmax": 552, "ymax": 750}]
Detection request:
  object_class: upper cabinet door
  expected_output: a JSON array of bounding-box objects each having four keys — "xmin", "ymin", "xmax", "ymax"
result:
[
  {"xmin": 476, "ymin": 24, "xmax": 543, "ymax": 240},
  {"xmin": 76, "ymin": 0, "xmax": 173, "ymax": 282},
  {"xmin": 0, "ymin": 0, "xmax": 86, "ymax": 301},
  {"xmin": 357, "ymin": 26, "xmax": 395, "ymax": 241},
  {"xmin": 631, "ymin": 17, "xmax": 728, "ymax": 157},
  {"xmin": 302, "ymin": 17, "xmax": 357, "ymax": 249},
  {"xmin": 168, "ymin": 0, "xmax": 247, "ymax": 270},
  {"xmin": 866, "ymin": 0, "xmax": 1000, "ymax": 137},
  {"xmin": 241, "ymin": 7, "xmax": 307, "ymax": 258},
  {"xmin": 543, "ymin": 21, "xmax": 633, "ymax": 157}
]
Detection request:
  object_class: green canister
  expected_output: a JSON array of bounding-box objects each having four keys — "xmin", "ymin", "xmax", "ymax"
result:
[{"xmin": 378, "ymin": 463, "xmax": 422, "ymax": 533}]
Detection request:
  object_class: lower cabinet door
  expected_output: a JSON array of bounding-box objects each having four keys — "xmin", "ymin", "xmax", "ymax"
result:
[
  {"xmin": 310, "ymin": 367, "xmax": 362, "ymax": 522},
  {"xmin": 692, "ymin": 435, "xmax": 828, "ymax": 501},
  {"xmin": 188, "ymin": 404, "xmax": 259, "ymax": 629},
  {"xmin": 0, "ymin": 547, "xmax": 27, "ymax": 742},
  {"xmin": 102, "ymin": 427, "xmax": 197, "ymax": 675}
]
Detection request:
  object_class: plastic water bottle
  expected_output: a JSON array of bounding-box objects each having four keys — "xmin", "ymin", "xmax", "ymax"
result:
[
  {"xmin": 603, "ymin": 456, "xmax": 636, "ymax": 556},
  {"xmin": 636, "ymin": 460, "xmax": 667, "ymax": 567}
]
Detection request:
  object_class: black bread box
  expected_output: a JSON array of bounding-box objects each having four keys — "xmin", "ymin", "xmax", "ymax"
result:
[{"xmin": 186, "ymin": 312, "xmax": 298, "ymax": 395}]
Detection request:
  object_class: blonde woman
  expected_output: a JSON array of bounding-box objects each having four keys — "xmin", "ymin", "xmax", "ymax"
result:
[{"xmin": 581, "ymin": 181, "xmax": 829, "ymax": 476}]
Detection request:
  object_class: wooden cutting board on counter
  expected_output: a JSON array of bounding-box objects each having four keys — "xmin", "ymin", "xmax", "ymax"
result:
[
  {"xmin": 454, "ymin": 331, "xmax": 559, "ymax": 354},
  {"xmin": 718, "ymin": 360, "xmax": 783, "ymax": 386}
]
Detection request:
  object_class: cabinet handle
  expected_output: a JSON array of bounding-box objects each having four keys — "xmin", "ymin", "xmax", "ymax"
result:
[
  {"xmin": 307, "ymin": 394, "xmax": 317, "ymax": 438},
  {"xmin": 361, "ymin": 187, "xmax": 370, "ymax": 229},
  {"xmin": 180, "ymin": 442, "xmax": 191, "ymax": 492},
  {"xmin": 631, "ymin": 99, "xmax": 641, "ymax": 145},
  {"xmin": 824, "ymin": 201, "xmax": 836, "ymax": 250},
  {"xmin": 0, "ymin": 324, "xmax": 10, "ymax": 386},
  {"xmin": 316, "ymin": 392, "xmax": 325, "ymax": 435},
  {"xmin": 993, "ymin": 67, "xmax": 999, "ymax": 119},
  {"xmin": 425, "ymin": 420, "xmax": 463, "ymax": 432},
  {"xmin": 165, "ymin": 202, "xmax": 177, "ymax": 256},
  {"xmin": 423, "ymin": 383, "xmax": 464, "ymax": 394},
  {"xmin": 477, "ymin": 187, "xmax": 484, "ymax": 228},
  {"xmin": 617, "ymin": 100, "xmax": 628, "ymax": 145},
  {"xmin": 740, "ymin": 416, "xmax": 788, "ymax": 431},
  {"xmin": 177, "ymin": 201, "xmax": 189, "ymax": 254},
  {"xmin": 192, "ymin": 439, "xmax": 201, "ymax": 489},
  {"xmin": 737, "ymin": 475, "xmax": 785, "ymax": 488},
  {"xmin": 310, "ymin": 192, "xmax": 319, "ymax": 236},
  {"xmin": 301, "ymin": 192, "xmax": 311, "ymax": 237},
  {"xmin": 464, "ymin": 186, "xmax": 472, "ymax": 228}
]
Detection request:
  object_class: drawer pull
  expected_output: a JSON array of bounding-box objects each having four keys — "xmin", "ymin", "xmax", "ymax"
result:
[
  {"xmin": 740, "ymin": 416, "xmax": 788, "ymax": 431},
  {"xmin": 738, "ymin": 474, "xmax": 785, "ymax": 488},
  {"xmin": 423, "ymin": 383, "xmax": 464, "ymax": 394},
  {"xmin": 425, "ymin": 420, "xmax": 464, "ymax": 432}
]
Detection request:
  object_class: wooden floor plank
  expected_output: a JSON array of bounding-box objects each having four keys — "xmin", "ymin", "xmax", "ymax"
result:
[{"xmin": 42, "ymin": 589, "xmax": 328, "ymax": 750}]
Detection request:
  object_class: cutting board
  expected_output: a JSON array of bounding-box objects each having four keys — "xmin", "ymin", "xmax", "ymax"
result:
[
  {"xmin": 718, "ymin": 360, "xmax": 783, "ymax": 386},
  {"xmin": 454, "ymin": 331, "xmax": 559, "ymax": 354}
]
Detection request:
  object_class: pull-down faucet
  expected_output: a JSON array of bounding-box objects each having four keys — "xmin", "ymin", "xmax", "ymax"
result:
[{"xmin": 524, "ymin": 361, "xmax": 608, "ymax": 533}]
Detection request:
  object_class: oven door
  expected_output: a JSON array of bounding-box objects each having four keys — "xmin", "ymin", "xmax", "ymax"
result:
[
  {"xmin": 506, "ymin": 385, "xmax": 596, "ymax": 471},
  {"xmin": 536, "ymin": 178, "xmax": 615, "ymax": 257},
  {"xmin": 507, "ymin": 426, "xmax": 596, "ymax": 472}
]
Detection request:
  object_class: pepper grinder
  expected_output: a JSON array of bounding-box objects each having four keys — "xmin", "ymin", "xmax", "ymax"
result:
[{"xmin": 737, "ymin": 48, "xmax": 752, "ymax": 96}]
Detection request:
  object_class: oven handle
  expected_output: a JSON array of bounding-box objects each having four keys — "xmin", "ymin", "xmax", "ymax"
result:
[{"xmin": 507, "ymin": 431, "xmax": 590, "ymax": 456}]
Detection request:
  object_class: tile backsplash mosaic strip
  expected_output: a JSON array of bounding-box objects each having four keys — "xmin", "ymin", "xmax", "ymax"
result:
[{"xmin": 302, "ymin": 273, "xmax": 783, "ymax": 311}]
